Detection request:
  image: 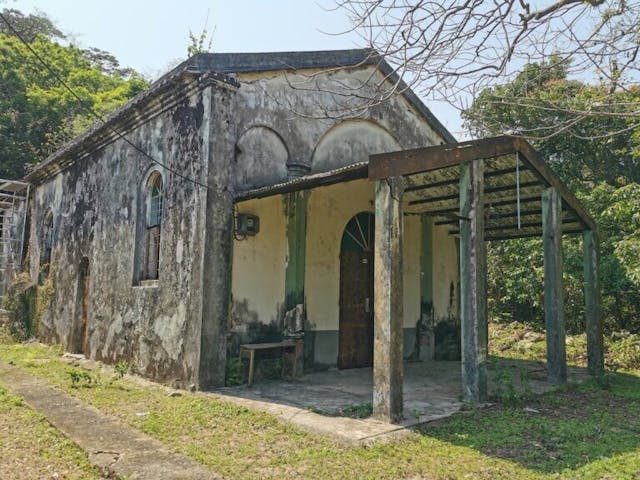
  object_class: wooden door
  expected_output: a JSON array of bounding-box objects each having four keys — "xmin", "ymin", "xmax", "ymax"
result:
[{"xmin": 338, "ymin": 212, "xmax": 374, "ymax": 369}]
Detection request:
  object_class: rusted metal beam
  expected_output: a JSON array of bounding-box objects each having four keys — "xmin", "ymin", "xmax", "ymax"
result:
[
  {"xmin": 408, "ymin": 180, "xmax": 542, "ymax": 206},
  {"xmin": 411, "ymin": 195, "xmax": 542, "ymax": 217},
  {"xmin": 448, "ymin": 217, "xmax": 580, "ymax": 235},
  {"xmin": 486, "ymin": 228, "xmax": 584, "ymax": 241},
  {"xmin": 514, "ymin": 138, "xmax": 596, "ymax": 232},
  {"xmin": 451, "ymin": 209, "xmax": 574, "ymax": 226},
  {"xmin": 369, "ymin": 136, "xmax": 517, "ymax": 180},
  {"xmin": 405, "ymin": 164, "xmax": 531, "ymax": 193},
  {"xmin": 436, "ymin": 208, "xmax": 544, "ymax": 226}
]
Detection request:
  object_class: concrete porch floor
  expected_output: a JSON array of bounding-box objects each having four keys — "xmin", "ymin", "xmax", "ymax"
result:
[{"xmin": 212, "ymin": 358, "xmax": 591, "ymax": 443}]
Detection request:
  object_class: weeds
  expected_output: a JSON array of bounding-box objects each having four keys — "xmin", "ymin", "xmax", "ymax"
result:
[
  {"xmin": 493, "ymin": 366, "xmax": 532, "ymax": 406},
  {"xmin": 225, "ymin": 357, "xmax": 245, "ymax": 386},
  {"xmin": 114, "ymin": 361, "xmax": 130, "ymax": 380},
  {"xmin": 67, "ymin": 368, "xmax": 97, "ymax": 388},
  {"xmin": 339, "ymin": 402, "xmax": 373, "ymax": 419}
]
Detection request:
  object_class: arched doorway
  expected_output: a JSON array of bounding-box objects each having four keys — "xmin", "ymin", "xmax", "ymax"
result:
[{"xmin": 338, "ymin": 212, "xmax": 374, "ymax": 369}]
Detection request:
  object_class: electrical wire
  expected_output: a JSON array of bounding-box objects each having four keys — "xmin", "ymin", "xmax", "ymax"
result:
[{"xmin": 0, "ymin": 12, "xmax": 209, "ymax": 189}]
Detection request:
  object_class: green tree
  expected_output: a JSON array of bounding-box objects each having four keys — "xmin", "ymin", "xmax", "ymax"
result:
[
  {"xmin": 464, "ymin": 59, "xmax": 640, "ymax": 187},
  {"xmin": 466, "ymin": 60, "xmax": 640, "ymax": 334},
  {"xmin": 0, "ymin": 8, "xmax": 63, "ymax": 42},
  {"xmin": 0, "ymin": 9, "xmax": 147, "ymax": 179}
]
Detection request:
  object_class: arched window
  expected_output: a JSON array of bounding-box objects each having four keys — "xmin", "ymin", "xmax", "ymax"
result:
[{"xmin": 141, "ymin": 171, "xmax": 163, "ymax": 280}]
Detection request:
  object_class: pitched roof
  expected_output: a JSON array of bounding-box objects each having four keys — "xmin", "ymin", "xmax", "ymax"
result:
[
  {"xmin": 186, "ymin": 49, "xmax": 455, "ymax": 143},
  {"xmin": 26, "ymin": 49, "xmax": 455, "ymax": 183}
]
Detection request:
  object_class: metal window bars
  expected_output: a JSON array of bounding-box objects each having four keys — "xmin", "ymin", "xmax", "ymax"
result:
[{"xmin": 0, "ymin": 179, "xmax": 30, "ymax": 306}]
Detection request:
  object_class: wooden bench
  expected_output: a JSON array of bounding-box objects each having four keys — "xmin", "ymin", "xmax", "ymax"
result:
[{"xmin": 239, "ymin": 340, "xmax": 303, "ymax": 386}]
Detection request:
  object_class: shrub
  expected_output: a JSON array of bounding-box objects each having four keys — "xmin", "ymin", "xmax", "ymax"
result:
[
  {"xmin": 67, "ymin": 368, "xmax": 97, "ymax": 388},
  {"xmin": 606, "ymin": 333, "xmax": 640, "ymax": 371},
  {"xmin": 2, "ymin": 273, "xmax": 37, "ymax": 340},
  {"xmin": 225, "ymin": 357, "xmax": 245, "ymax": 386}
]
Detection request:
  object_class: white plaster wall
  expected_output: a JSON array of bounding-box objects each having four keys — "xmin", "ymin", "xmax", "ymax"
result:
[
  {"xmin": 231, "ymin": 196, "xmax": 287, "ymax": 325},
  {"xmin": 305, "ymin": 179, "xmax": 374, "ymax": 331},
  {"xmin": 305, "ymin": 179, "xmax": 423, "ymax": 332},
  {"xmin": 431, "ymin": 224, "xmax": 459, "ymax": 321}
]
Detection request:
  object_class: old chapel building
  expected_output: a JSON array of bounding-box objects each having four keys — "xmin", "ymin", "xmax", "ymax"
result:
[{"xmin": 23, "ymin": 50, "xmax": 603, "ymax": 422}]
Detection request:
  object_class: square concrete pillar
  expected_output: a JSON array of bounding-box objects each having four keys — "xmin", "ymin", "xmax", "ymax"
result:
[
  {"xmin": 542, "ymin": 187, "xmax": 567, "ymax": 383},
  {"xmin": 459, "ymin": 159, "xmax": 488, "ymax": 404},
  {"xmin": 198, "ymin": 86, "xmax": 236, "ymax": 389},
  {"xmin": 584, "ymin": 230, "xmax": 604, "ymax": 376},
  {"xmin": 373, "ymin": 177, "xmax": 404, "ymax": 423}
]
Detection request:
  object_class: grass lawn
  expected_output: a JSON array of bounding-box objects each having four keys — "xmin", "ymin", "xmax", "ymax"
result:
[
  {"xmin": 0, "ymin": 382, "xmax": 104, "ymax": 479},
  {"xmin": 1, "ymin": 327, "xmax": 640, "ymax": 479}
]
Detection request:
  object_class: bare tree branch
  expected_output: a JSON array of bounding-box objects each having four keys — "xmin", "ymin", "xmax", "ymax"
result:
[{"xmin": 303, "ymin": 0, "xmax": 640, "ymax": 139}]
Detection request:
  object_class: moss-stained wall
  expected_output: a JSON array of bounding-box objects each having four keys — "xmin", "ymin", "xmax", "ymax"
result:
[
  {"xmin": 27, "ymin": 82, "xmax": 230, "ymax": 388},
  {"xmin": 27, "ymin": 57, "xmax": 456, "ymax": 386}
]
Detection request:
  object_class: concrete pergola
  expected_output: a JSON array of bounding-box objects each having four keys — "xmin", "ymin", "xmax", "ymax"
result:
[
  {"xmin": 369, "ymin": 136, "xmax": 603, "ymax": 422},
  {"xmin": 236, "ymin": 135, "xmax": 603, "ymax": 424}
]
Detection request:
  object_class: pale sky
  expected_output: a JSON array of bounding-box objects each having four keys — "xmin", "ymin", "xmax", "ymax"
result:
[{"xmin": 8, "ymin": 0, "xmax": 464, "ymax": 137}]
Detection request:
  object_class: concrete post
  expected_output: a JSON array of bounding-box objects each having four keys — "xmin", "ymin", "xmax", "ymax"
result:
[
  {"xmin": 198, "ymin": 86, "xmax": 236, "ymax": 389},
  {"xmin": 373, "ymin": 177, "xmax": 404, "ymax": 423},
  {"xmin": 583, "ymin": 230, "xmax": 604, "ymax": 376},
  {"xmin": 542, "ymin": 187, "xmax": 567, "ymax": 383},
  {"xmin": 284, "ymin": 191, "xmax": 308, "ymax": 311},
  {"xmin": 459, "ymin": 159, "xmax": 488, "ymax": 404}
]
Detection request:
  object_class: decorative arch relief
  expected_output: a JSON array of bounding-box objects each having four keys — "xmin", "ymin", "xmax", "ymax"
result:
[
  {"xmin": 311, "ymin": 120, "xmax": 401, "ymax": 174},
  {"xmin": 235, "ymin": 126, "xmax": 289, "ymax": 190}
]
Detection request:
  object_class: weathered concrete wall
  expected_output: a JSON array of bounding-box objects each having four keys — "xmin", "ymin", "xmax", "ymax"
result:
[
  {"xmin": 27, "ymin": 59, "xmax": 456, "ymax": 386},
  {"xmin": 431, "ymin": 223, "xmax": 461, "ymax": 359},
  {"xmin": 228, "ymin": 66, "xmax": 455, "ymax": 368},
  {"xmin": 311, "ymin": 120, "xmax": 401, "ymax": 173},
  {"xmin": 27, "ymin": 81, "xmax": 218, "ymax": 387},
  {"xmin": 305, "ymin": 180, "xmax": 375, "ymax": 332},
  {"xmin": 198, "ymin": 84, "xmax": 237, "ymax": 388},
  {"xmin": 230, "ymin": 177, "xmax": 457, "ymax": 368},
  {"xmin": 232, "ymin": 67, "xmax": 444, "ymax": 189},
  {"xmin": 235, "ymin": 126, "xmax": 289, "ymax": 189}
]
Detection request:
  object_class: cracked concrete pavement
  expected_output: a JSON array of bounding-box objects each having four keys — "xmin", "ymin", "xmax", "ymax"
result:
[{"xmin": 0, "ymin": 362, "xmax": 219, "ymax": 480}]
